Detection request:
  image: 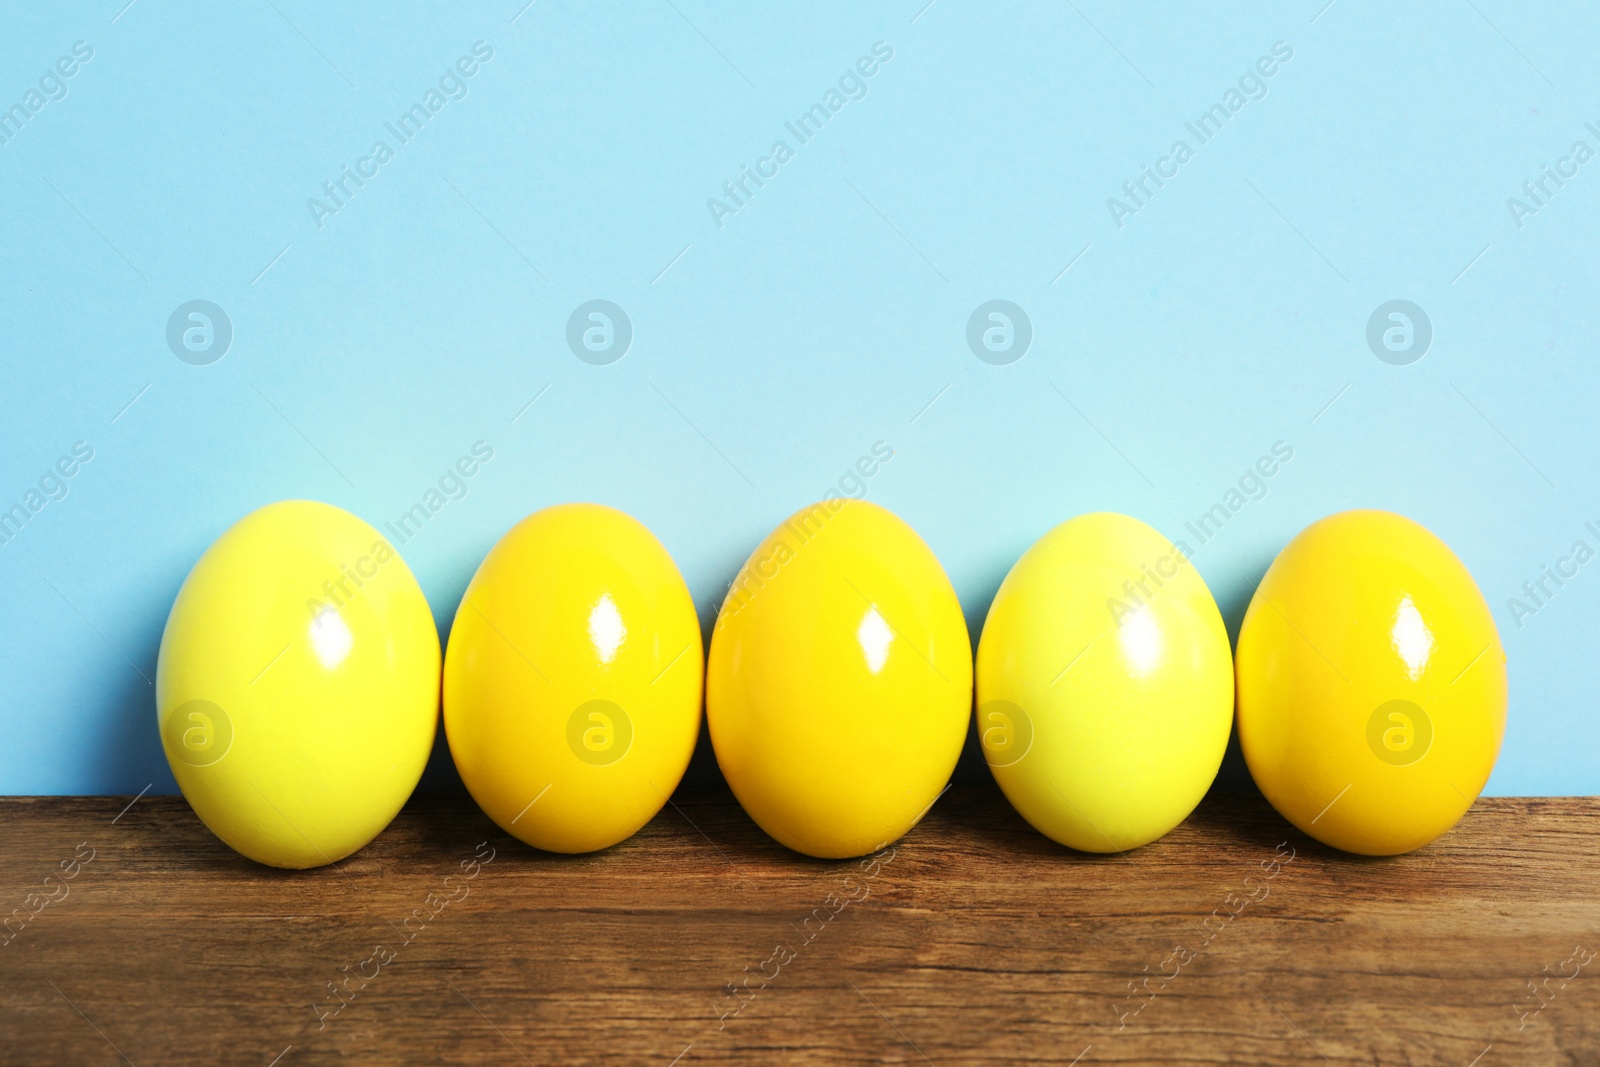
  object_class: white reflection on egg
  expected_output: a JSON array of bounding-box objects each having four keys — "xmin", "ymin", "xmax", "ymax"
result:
[
  {"xmin": 1117, "ymin": 607, "xmax": 1164, "ymax": 678},
  {"xmin": 309, "ymin": 609, "xmax": 353, "ymax": 670},
  {"xmin": 856, "ymin": 606, "xmax": 894, "ymax": 674},
  {"xmin": 1391, "ymin": 594, "xmax": 1434, "ymax": 680},
  {"xmin": 588, "ymin": 593, "xmax": 626, "ymax": 665}
]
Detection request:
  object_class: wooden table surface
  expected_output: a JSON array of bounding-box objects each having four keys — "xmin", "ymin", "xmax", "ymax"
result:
[{"xmin": 1, "ymin": 784, "xmax": 1596, "ymax": 1066}]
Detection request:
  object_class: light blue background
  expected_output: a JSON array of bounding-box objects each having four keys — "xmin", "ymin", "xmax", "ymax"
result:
[{"xmin": 1, "ymin": 1, "xmax": 1594, "ymax": 796}]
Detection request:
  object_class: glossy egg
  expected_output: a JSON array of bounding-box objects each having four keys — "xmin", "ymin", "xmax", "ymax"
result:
[
  {"xmin": 707, "ymin": 499, "xmax": 971, "ymax": 858},
  {"xmin": 443, "ymin": 504, "xmax": 702, "ymax": 853},
  {"xmin": 975, "ymin": 513, "xmax": 1233, "ymax": 851},
  {"xmin": 156, "ymin": 500, "xmax": 441, "ymax": 868},
  {"xmin": 1236, "ymin": 510, "xmax": 1507, "ymax": 855}
]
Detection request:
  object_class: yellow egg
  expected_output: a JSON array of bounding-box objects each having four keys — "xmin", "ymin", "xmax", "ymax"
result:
[
  {"xmin": 1236, "ymin": 510, "xmax": 1507, "ymax": 855},
  {"xmin": 707, "ymin": 499, "xmax": 971, "ymax": 858},
  {"xmin": 975, "ymin": 513, "xmax": 1233, "ymax": 852},
  {"xmin": 155, "ymin": 500, "xmax": 440, "ymax": 868},
  {"xmin": 443, "ymin": 504, "xmax": 702, "ymax": 853}
]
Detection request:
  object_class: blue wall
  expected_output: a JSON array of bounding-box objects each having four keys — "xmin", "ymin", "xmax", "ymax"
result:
[{"xmin": 2, "ymin": 1, "xmax": 1595, "ymax": 795}]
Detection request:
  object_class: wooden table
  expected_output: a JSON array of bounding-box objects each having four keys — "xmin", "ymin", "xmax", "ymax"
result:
[{"xmin": 1, "ymin": 785, "xmax": 1595, "ymax": 1065}]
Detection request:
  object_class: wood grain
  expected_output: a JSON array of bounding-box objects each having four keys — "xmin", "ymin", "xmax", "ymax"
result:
[{"xmin": 1, "ymin": 785, "xmax": 1596, "ymax": 1066}]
